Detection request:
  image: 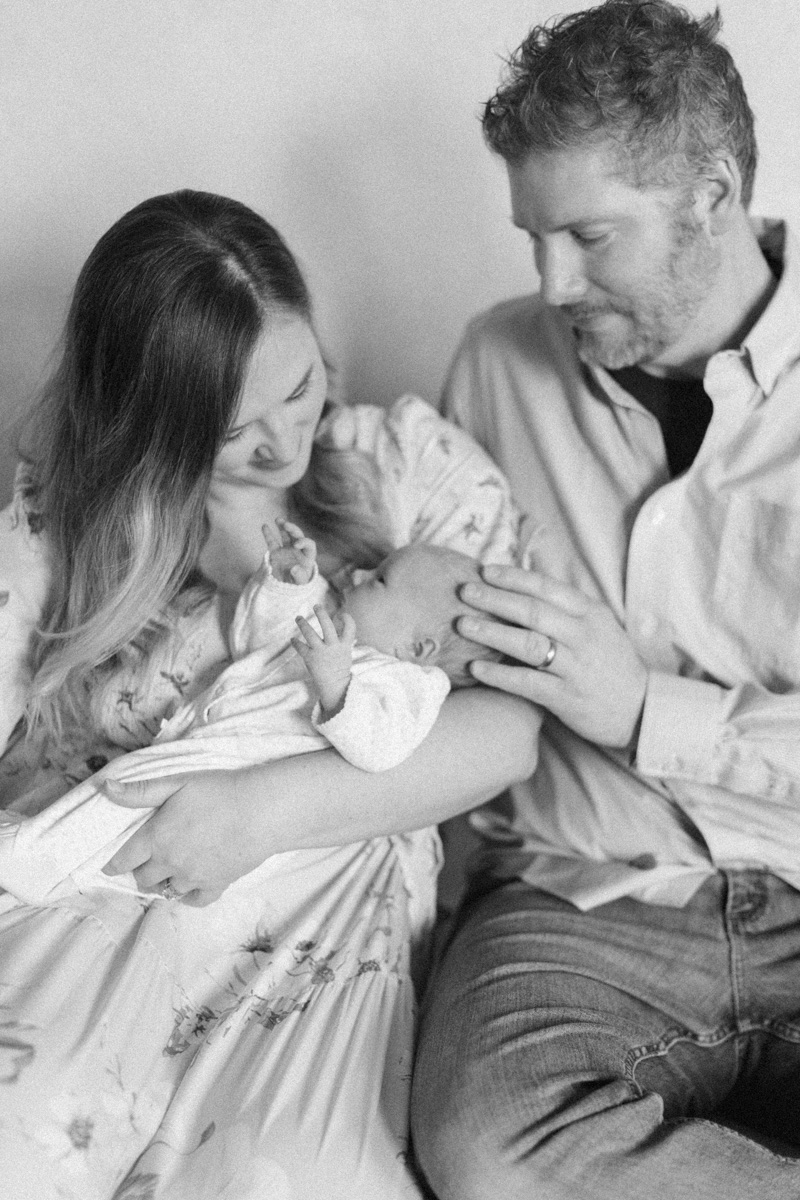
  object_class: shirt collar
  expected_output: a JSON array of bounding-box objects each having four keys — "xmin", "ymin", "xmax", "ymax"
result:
[{"xmin": 738, "ymin": 218, "xmax": 800, "ymax": 396}]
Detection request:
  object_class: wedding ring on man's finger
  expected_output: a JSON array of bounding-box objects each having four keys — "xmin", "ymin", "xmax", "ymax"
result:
[
  {"xmin": 160, "ymin": 878, "xmax": 182, "ymax": 901},
  {"xmin": 536, "ymin": 637, "xmax": 557, "ymax": 671}
]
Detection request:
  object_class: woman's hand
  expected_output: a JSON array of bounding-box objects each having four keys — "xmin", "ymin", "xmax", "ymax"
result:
[
  {"xmin": 101, "ymin": 770, "xmax": 274, "ymax": 906},
  {"xmin": 100, "ymin": 688, "xmax": 541, "ymax": 906},
  {"xmin": 458, "ymin": 564, "xmax": 647, "ymax": 749}
]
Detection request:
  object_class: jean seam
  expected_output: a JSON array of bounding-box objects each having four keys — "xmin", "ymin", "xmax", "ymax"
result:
[{"xmin": 624, "ymin": 1022, "xmax": 800, "ymax": 1095}]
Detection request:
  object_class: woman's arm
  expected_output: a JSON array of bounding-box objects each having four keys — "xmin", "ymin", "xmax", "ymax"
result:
[{"xmin": 103, "ymin": 688, "xmax": 541, "ymax": 903}]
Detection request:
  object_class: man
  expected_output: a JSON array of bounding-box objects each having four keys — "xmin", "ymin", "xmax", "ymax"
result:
[{"xmin": 411, "ymin": 2, "xmax": 800, "ymax": 1197}]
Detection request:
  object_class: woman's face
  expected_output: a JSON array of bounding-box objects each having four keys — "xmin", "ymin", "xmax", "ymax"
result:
[{"xmin": 212, "ymin": 315, "xmax": 327, "ymax": 492}]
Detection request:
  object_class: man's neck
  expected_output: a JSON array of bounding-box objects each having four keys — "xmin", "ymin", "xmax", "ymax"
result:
[{"xmin": 644, "ymin": 213, "xmax": 778, "ymax": 380}]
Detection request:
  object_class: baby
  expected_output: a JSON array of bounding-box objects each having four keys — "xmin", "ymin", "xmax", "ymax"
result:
[
  {"xmin": 235, "ymin": 518, "xmax": 499, "ymax": 709},
  {"xmin": 0, "ymin": 521, "xmax": 502, "ymax": 904},
  {"xmin": 208, "ymin": 517, "xmax": 503, "ymax": 773}
]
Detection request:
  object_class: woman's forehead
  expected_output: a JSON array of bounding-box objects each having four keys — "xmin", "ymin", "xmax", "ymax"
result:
[{"xmin": 235, "ymin": 317, "xmax": 320, "ymax": 420}]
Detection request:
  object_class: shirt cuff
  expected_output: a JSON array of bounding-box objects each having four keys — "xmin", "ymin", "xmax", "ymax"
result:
[{"xmin": 636, "ymin": 671, "xmax": 727, "ymax": 779}]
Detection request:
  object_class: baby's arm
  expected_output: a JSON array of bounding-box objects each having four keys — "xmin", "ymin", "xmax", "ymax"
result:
[
  {"xmin": 308, "ymin": 651, "xmax": 452, "ymax": 773},
  {"xmin": 293, "ymin": 604, "xmax": 356, "ymax": 716}
]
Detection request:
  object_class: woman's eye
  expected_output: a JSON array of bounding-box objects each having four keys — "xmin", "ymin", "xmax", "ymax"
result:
[{"xmin": 224, "ymin": 426, "xmax": 246, "ymax": 443}]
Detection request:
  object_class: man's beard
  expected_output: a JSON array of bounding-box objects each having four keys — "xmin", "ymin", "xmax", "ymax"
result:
[{"xmin": 567, "ymin": 215, "xmax": 720, "ymax": 370}]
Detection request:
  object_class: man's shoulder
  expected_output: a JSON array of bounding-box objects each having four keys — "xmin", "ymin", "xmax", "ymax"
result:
[{"xmin": 458, "ymin": 292, "xmax": 571, "ymax": 364}]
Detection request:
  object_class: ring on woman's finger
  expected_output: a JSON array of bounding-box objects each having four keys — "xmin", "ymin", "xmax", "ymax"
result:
[
  {"xmin": 160, "ymin": 878, "xmax": 183, "ymax": 901},
  {"xmin": 535, "ymin": 637, "xmax": 557, "ymax": 671}
]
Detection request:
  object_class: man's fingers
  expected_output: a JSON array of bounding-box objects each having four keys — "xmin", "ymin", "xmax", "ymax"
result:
[
  {"xmin": 480, "ymin": 565, "xmax": 589, "ymax": 615},
  {"xmin": 469, "ymin": 657, "xmax": 562, "ymax": 701},
  {"xmin": 458, "ymin": 612, "xmax": 570, "ymax": 670},
  {"xmin": 460, "ymin": 581, "xmax": 578, "ymax": 642}
]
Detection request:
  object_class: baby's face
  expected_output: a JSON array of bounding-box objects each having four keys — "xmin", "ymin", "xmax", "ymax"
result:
[{"xmin": 340, "ymin": 544, "xmax": 459, "ymax": 660}]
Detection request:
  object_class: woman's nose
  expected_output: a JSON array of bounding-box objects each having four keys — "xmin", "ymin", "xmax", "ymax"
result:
[{"xmin": 253, "ymin": 421, "xmax": 297, "ymax": 465}]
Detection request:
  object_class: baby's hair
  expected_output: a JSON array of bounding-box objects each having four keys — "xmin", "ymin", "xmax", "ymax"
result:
[{"xmin": 407, "ymin": 546, "xmax": 506, "ymax": 688}]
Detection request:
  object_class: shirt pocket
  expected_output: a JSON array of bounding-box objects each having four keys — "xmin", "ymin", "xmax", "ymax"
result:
[{"xmin": 713, "ymin": 493, "xmax": 800, "ymax": 688}]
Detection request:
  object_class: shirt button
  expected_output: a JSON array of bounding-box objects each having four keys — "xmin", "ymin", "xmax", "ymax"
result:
[
  {"xmin": 639, "ymin": 614, "xmax": 658, "ymax": 639},
  {"xmin": 628, "ymin": 853, "xmax": 657, "ymax": 870}
]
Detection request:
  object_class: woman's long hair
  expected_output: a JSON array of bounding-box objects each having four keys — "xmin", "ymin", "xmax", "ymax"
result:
[{"xmin": 21, "ymin": 189, "xmax": 326, "ymax": 743}]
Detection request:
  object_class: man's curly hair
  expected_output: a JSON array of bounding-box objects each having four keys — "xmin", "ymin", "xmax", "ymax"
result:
[{"xmin": 483, "ymin": 0, "xmax": 757, "ymax": 206}]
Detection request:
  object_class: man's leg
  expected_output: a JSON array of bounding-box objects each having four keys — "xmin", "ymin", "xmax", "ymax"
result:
[{"xmin": 411, "ymin": 876, "xmax": 800, "ymax": 1200}]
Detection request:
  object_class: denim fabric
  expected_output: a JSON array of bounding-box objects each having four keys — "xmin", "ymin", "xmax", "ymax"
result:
[{"xmin": 411, "ymin": 871, "xmax": 800, "ymax": 1200}]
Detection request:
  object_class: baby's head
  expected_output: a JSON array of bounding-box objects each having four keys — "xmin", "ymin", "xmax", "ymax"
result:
[{"xmin": 339, "ymin": 544, "xmax": 503, "ymax": 687}]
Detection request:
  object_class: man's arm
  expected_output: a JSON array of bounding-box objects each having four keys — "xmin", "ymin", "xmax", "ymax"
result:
[
  {"xmin": 459, "ymin": 562, "xmax": 800, "ymax": 808},
  {"xmin": 102, "ymin": 688, "xmax": 542, "ymax": 903}
]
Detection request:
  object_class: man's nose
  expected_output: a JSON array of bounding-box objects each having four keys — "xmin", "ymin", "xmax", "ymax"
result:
[{"xmin": 536, "ymin": 239, "xmax": 588, "ymax": 308}]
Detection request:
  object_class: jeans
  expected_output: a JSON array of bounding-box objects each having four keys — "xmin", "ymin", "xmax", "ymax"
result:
[{"xmin": 411, "ymin": 871, "xmax": 800, "ymax": 1200}]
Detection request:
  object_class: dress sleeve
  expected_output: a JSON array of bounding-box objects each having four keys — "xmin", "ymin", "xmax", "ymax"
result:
[
  {"xmin": 321, "ymin": 395, "xmax": 521, "ymax": 564},
  {"xmin": 0, "ymin": 471, "xmax": 51, "ymax": 756},
  {"xmin": 311, "ymin": 650, "xmax": 451, "ymax": 772}
]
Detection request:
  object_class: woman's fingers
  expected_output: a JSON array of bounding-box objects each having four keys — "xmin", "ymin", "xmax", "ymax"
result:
[
  {"xmin": 100, "ymin": 775, "xmax": 184, "ymax": 809},
  {"xmin": 102, "ymin": 821, "xmax": 154, "ymax": 876}
]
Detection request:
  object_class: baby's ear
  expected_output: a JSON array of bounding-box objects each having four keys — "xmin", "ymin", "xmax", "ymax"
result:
[{"xmin": 410, "ymin": 636, "xmax": 439, "ymax": 663}]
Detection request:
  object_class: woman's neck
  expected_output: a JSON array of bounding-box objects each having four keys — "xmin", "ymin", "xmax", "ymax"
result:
[{"xmin": 201, "ymin": 480, "xmax": 292, "ymax": 595}]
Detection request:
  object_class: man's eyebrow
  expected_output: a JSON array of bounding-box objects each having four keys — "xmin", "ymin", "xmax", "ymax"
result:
[{"xmin": 510, "ymin": 215, "xmax": 617, "ymax": 232}]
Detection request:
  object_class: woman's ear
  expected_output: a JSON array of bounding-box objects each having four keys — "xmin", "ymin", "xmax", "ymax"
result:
[
  {"xmin": 692, "ymin": 156, "xmax": 742, "ymax": 235},
  {"xmin": 410, "ymin": 636, "xmax": 439, "ymax": 663}
]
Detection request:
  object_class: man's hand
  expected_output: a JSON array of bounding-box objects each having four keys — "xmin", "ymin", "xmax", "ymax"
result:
[
  {"xmin": 458, "ymin": 563, "xmax": 647, "ymax": 748},
  {"xmin": 293, "ymin": 605, "xmax": 356, "ymax": 717},
  {"xmin": 263, "ymin": 518, "xmax": 317, "ymax": 584}
]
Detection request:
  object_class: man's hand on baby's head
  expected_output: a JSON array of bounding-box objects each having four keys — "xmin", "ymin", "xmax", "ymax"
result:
[
  {"xmin": 262, "ymin": 518, "xmax": 317, "ymax": 585},
  {"xmin": 293, "ymin": 605, "xmax": 356, "ymax": 717}
]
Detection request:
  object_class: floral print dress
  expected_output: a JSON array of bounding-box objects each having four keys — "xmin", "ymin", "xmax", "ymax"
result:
[{"xmin": 0, "ymin": 396, "xmax": 519, "ymax": 1200}]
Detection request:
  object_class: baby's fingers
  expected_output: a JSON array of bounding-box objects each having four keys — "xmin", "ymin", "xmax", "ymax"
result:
[
  {"xmin": 294, "ymin": 614, "xmax": 323, "ymax": 649},
  {"xmin": 261, "ymin": 521, "xmax": 283, "ymax": 553},
  {"xmin": 335, "ymin": 611, "xmax": 357, "ymax": 647},
  {"xmin": 314, "ymin": 605, "xmax": 340, "ymax": 642}
]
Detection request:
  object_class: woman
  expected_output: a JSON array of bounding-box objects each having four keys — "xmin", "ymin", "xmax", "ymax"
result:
[{"xmin": 0, "ymin": 190, "xmax": 538, "ymax": 1199}]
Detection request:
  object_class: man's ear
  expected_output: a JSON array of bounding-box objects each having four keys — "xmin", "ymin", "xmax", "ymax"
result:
[
  {"xmin": 410, "ymin": 636, "xmax": 439, "ymax": 663},
  {"xmin": 692, "ymin": 156, "xmax": 742, "ymax": 235}
]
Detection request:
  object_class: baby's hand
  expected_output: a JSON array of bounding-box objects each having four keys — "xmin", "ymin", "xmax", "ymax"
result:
[
  {"xmin": 262, "ymin": 519, "xmax": 317, "ymax": 584},
  {"xmin": 293, "ymin": 605, "xmax": 357, "ymax": 717}
]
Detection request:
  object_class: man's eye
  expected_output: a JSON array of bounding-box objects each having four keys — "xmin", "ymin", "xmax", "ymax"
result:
[{"xmin": 572, "ymin": 230, "xmax": 609, "ymax": 247}]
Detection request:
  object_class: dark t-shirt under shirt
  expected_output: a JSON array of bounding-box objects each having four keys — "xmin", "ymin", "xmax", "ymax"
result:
[{"xmin": 609, "ymin": 366, "xmax": 712, "ymax": 478}]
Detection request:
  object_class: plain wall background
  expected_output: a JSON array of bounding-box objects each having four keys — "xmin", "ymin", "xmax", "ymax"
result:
[{"xmin": 2, "ymin": 0, "xmax": 799, "ymax": 502}]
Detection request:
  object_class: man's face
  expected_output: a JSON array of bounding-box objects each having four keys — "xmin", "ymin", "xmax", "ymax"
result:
[{"xmin": 507, "ymin": 142, "xmax": 720, "ymax": 373}]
